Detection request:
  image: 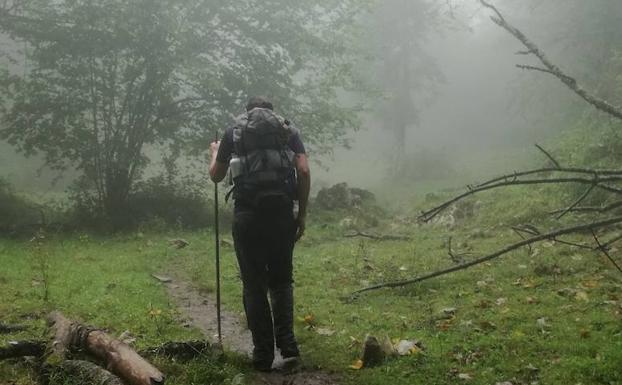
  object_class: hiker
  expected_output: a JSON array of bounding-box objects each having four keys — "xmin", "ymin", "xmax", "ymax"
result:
[{"xmin": 209, "ymin": 96, "xmax": 311, "ymax": 371}]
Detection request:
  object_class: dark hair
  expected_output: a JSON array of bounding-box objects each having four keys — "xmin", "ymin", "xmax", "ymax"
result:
[{"xmin": 246, "ymin": 96, "xmax": 273, "ymax": 111}]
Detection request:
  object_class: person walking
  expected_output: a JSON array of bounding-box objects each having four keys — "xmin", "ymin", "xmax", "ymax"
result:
[{"xmin": 209, "ymin": 96, "xmax": 311, "ymax": 372}]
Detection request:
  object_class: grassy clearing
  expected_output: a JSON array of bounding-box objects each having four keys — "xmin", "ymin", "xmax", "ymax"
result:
[
  {"xmin": 0, "ymin": 231, "xmax": 247, "ymax": 384},
  {"xmin": 2, "ymin": 183, "xmax": 622, "ymax": 385}
]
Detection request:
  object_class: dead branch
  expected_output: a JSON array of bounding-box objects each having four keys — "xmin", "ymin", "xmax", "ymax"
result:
[
  {"xmin": 535, "ymin": 144, "xmax": 561, "ymax": 169},
  {"xmin": 0, "ymin": 322, "xmax": 27, "ymax": 334},
  {"xmin": 0, "ymin": 341, "xmax": 45, "ymax": 360},
  {"xmin": 480, "ymin": 0, "xmax": 622, "ymax": 121},
  {"xmin": 476, "ymin": 167, "xmax": 622, "ymax": 189},
  {"xmin": 513, "ymin": 224, "xmax": 594, "ymax": 252},
  {"xmin": 420, "ymin": 169, "xmax": 622, "ymax": 222},
  {"xmin": 447, "ymin": 237, "xmax": 468, "ymax": 264},
  {"xmin": 550, "ymin": 200, "xmax": 622, "ymax": 215},
  {"xmin": 48, "ymin": 311, "xmax": 165, "ymax": 385},
  {"xmin": 511, "ymin": 227, "xmax": 532, "ymax": 255},
  {"xmin": 60, "ymin": 360, "xmax": 124, "ymax": 385},
  {"xmin": 556, "ymin": 183, "xmax": 597, "ymax": 219},
  {"xmin": 344, "ymin": 230, "xmax": 412, "ymax": 241},
  {"xmin": 603, "ymin": 233, "xmax": 622, "ymax": 249},
  {"xmin": 592, "ymin": 230, "xmax": 622, "ymax": 274},
  {"xmin": 352, "ymin": 216, "xmax": 622, "ymax": 296}
]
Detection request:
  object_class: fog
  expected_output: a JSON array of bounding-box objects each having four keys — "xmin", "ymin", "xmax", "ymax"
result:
[
  {"xmin": 315, "ymin": 1, "xmax": 587, "ymax": 192},
  {"xmin": 1, "ymin": 0, "xmax": 619, "ymax": 203}
]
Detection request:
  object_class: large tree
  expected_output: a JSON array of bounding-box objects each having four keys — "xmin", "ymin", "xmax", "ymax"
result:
[
  {"xmin": 0, "ymin": 0, "xmax": 363, "ymax": 226},
  {"xmin": 370, "ymin": 0, "xmax": 445, "ymax": 168}
]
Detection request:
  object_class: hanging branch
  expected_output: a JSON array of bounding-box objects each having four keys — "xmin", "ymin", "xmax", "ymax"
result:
[
  {"xmin": 351, "ymin": 216, "xmax": 622, "ymax": 296},
  {"xmin": 479, "ymin": 0, "xmax": 622, "ymax": 121}
]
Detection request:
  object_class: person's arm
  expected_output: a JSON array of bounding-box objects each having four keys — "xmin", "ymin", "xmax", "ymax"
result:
[
  {"xmin": 294, "ymin": 153, "xmax": 310, "ymax": 241},
  {"xmin": 209, "ymin": 140, "xmax": 228, "ymax": 183}
]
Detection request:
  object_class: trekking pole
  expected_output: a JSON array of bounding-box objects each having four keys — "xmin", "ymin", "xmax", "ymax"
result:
[{"xmin": 214, "ymin": 134, "xmax": 223, "ymax": 345}]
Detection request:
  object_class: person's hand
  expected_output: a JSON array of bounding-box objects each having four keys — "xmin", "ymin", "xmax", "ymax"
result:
[
  {"xmin": 210, "ymin": 140, "xmax": 220, "ymax": 157},
  {"xmin": 295, "ymin": 216, "xmax": 306, "ymax": 241}
]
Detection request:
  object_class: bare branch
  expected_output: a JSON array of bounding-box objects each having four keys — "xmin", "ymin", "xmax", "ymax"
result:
[
  {"xmin": 511, "ymin": 225, "xmax": 592, "ymax": 250},
  {"xmin": 515, "ymin": 49, "xmax": 535, "ymax": 56},
  {"xmin": 352, "ymin": 216, "xmax": 622, "ymax": 296},
  {"xmin": 602, "ymin": 233, "xmax": 622, "ymax": 249},
  {"xmin": 479, "ymin": 0, "xmax": 622, "ymax": 121},
  {"xmin": 473, "ymin": 167, "xmax": 622, "ymax": 190},
  {"xmin": 344, "ymin": 230, "xmax": 412, "ymax": 241},
  {"xmin": 592, "ymin": 230, "xmax": 622, "ymax": 274},
  {"xmin": 534, "ymin": 144, "xmax": 561, "ymax": 169},
  {"xmin": 419, "ymin": 175, "xmax": 622, "ymax": 223},
  {"xmin": 556, "ymin": 183, "xmax": 597, "ymax": 219}
]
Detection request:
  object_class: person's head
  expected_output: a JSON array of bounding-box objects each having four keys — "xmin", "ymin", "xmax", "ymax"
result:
[{"xmin": 246, "ymin": 96, "xmax": 273, "ymax": 111}]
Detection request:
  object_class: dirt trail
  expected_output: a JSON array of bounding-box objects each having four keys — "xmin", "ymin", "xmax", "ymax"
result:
[{"xmin": 163, "ymin": 277, "xmax": 341, "ymax": 385}]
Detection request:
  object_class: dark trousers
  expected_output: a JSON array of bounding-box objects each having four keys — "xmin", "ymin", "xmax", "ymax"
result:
[{"xmin": 232, "ymin": 200, "xmax": 299, "ymax": 365}]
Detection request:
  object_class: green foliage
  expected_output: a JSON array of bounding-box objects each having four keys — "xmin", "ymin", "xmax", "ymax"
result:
[
  {"xmin": 0, "ymin": 0, "xmax": 366, "ymax": 226},
  {"xmin": 70, "ymin": 175, "xmax": 229, "ymax": 231},
  {"xmin": 0, "ymin": 178, "xmax": 42, "ymax": 233}
]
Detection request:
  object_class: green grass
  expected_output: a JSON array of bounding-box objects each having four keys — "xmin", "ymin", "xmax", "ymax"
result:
[
  {"xmin": 2, "ymin": 183, "xmax": 622, "ymax": 385},
  {"xmin": 0, "ymin": 231, "xmax": 246, "ymax": 384}
]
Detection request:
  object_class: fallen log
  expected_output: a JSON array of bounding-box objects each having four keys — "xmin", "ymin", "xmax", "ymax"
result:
[
  {"xmin": 48, "ymin": 311, "xmax": 165, "ymax": 385},
  {"xmin": 0, "ymin": 340, "xmax": 45, "ymax": 360},
  {"xmin": 140, "ymin": 340, "xmax": 212, "ymax": 360},
  {"xmin": 60, "ymin": 360, "xmax": 124, "ymax": 385}
]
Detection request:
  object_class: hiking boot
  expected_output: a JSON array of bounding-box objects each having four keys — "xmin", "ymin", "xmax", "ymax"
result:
[
  {"xmin": 278, "ymin": 356, "xmax": 303, "ymax": 374},
  {"xmin": 252, "ymin": 359, "xmax": 274, "ymax": 373}
]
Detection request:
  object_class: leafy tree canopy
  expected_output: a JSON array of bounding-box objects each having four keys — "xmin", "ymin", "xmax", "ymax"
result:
[{"xmin": 0, "ymin": 0, "xmax": 365, "ymax": 224}]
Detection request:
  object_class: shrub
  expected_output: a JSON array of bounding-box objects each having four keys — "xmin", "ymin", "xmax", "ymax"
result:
[{"xmin": 0, "ymin": 178, "xmax": 43, "ymax": 234}]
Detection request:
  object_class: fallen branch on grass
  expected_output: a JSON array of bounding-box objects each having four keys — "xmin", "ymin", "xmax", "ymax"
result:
[
  {"xmin": 351, "ymin": 216, "xmax": 622, "ymax": 296},
  {"xmin": 344, "ymin": 230, "xmax": 412, "ymax": 241},
  {"xmin": 420, "ymin": 171, "xmax": 622, "ymax": 223}
]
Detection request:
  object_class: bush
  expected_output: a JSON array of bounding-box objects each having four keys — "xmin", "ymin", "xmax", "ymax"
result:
[
  {"xmin": 0, "ymin": 178, "xmax": 43, "ymax": 234},
  {"xmin": 128, "ymin": 176, "xmax": 215, "ymax": 230},
  {"xmin": 69, "ymin": 175, "xmax": 220, "ymax": 231}
]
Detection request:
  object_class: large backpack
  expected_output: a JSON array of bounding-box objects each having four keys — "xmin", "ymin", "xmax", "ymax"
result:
[{"xmin": 230, "ymin": 107, "xmax": 297, "ymax": 205}]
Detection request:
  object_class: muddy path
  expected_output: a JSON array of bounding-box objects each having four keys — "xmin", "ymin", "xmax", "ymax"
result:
[{"xmin": 163, "ymin": 276, "xmax": 341, "ymax": 385}]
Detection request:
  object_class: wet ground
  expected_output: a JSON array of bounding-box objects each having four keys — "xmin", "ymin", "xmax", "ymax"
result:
[{"xmin": 163, "ymin": 276, "xmax": 341, "ymax": 385}]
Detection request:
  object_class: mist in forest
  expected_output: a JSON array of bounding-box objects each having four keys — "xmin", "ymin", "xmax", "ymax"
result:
[{"xmin": 1, "ymin": 0, "xmax": 620, "ymax": 202}]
